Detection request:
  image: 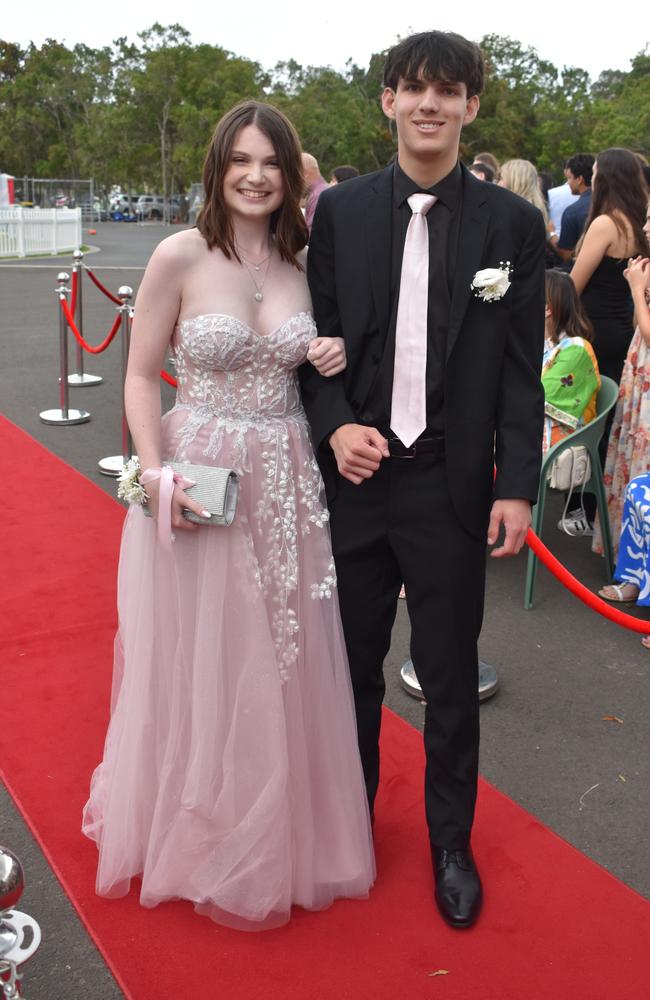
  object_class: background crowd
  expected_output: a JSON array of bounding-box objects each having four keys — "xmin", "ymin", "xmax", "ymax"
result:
[
  {"xmin": 300, "ymin": 141, "xmax": 650, "ymax": 639},
  {"xmin": 464, "ymin": 146, "xmax": 650, "ymax": 638}
]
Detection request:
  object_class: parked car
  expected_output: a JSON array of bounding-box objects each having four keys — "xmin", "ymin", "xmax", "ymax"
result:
[{"xmin": 136, "ymin": 195, "xmax": 165, "ymax": 220}]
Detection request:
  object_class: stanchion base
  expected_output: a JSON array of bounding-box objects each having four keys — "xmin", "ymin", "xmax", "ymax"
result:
[
  {"xmin": 39, "ymin": 408, "xmax": 90, "ymax": 425},
  {"xmin": 0, "ymin": 921, "xmax": 17, "ymax": 958},
  {"xmin": 400, "ymin": 659, "xmax": 500, "ymax": 703},
  {"xmin": 98, "ymin": 455, "xmax": 126, "ymax": 477},
  {"xmin": 67, "ymin": 373, "xmax": 103, "ymax": 387},
  {"xmin": 0, "ymin": 911, "xmax": 41, "ymax": 965}
]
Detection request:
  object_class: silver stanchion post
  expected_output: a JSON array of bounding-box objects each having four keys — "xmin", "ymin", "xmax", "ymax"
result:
[
  {"xmin": 39, "ymin": 273, "xmax": 91, "ymax": 426},
  {"xmin": 67, "ymin": 249, "xmax": 103, "ymax": 387},
  {"xmin": 98, "ymin": 286, "xmax": 135, "ymax": 476},
  {"xmin": 400, "ymin": 658, "xmax": 499, "ymax": 703},
  {"xmin": 0, "ymin": 846, "xmax": 42, "ymax": 998}
]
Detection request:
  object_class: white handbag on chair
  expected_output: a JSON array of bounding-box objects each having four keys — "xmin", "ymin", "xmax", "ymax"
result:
[
  {"xmin": 547, "ymin": 446, "xmax": 591, "ymax": 491},
  {"xmin": 549, "ymin": 446, "xmax": 593, "ymax": 535}
]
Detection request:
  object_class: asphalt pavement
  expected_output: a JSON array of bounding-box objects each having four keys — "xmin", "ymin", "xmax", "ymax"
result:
[{"xmin": 1, "ymin": 223, "xmax": 649, "ymax": 999}]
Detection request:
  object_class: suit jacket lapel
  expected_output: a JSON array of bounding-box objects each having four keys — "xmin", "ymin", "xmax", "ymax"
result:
[
  {"xmin": 364, "ymin": 165, "xmax": 394, "ymax": 332},
  {"xmin": 447, "ymin": 168, "xmax": 490, "ymax": 361}
]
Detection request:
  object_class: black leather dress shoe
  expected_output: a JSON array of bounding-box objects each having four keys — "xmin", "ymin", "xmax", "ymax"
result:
[{"xmin": 431, "ymin": 846, "xmax": 483, "ymax": 928}]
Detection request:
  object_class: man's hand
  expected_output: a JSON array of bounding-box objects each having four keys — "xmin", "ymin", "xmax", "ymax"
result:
[
  {"xmin": 487, "ymin": 499, "xmax": 531, "ymax": 557},
  {"xmin": 329, "ymin": 424, "xmax": 389, "ymax": 484}
]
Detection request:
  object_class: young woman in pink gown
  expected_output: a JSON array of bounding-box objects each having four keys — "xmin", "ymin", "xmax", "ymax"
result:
[{"xmin": 82, "ymin": 101, "xmax": 375, "ymax": 930}]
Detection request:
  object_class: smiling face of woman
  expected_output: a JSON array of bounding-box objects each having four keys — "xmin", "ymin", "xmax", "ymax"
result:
[{"xmin": 222, "ymin": 124, "xmax": 285, "ymax": 223}]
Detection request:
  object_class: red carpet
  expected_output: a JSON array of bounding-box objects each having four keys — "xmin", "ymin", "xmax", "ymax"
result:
[{"xmin": 1, "ymin": 414, "xmax": 649, "ymax": 1000}]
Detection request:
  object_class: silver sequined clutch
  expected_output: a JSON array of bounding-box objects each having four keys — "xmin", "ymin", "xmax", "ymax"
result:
[{"xmin": 143, "ymin": 462, "xmax": 239, "ymax": 526}]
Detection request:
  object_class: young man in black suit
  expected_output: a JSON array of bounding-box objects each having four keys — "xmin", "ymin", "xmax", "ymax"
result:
[{"xmin": 299, "ymin": 30, "xmax": 545, "ymax": 928}]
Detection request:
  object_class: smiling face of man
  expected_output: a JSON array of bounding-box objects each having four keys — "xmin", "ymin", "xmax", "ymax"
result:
[{"xmin": 381, "ymin": 70, "xmax": 479, "ymax": 186}]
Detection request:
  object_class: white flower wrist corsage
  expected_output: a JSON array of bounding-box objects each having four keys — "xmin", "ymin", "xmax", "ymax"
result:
[
  {"xmin": 471, "ymin": 262, "xmax": 513, "ymax": 302},
  {"xmin": 117, "ymin": 457, "xmax": 149, "ymax": 504}
]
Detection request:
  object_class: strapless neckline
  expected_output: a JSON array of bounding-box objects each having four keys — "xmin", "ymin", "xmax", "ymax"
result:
[{"xmin": 178, "ymin": 311, "xmax": 315, "ymax": 339}]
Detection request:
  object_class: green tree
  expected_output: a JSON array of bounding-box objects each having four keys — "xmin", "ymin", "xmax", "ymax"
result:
[
  {"xmin": 463, "ymin": 34, "xmax": 559, "ymax": 165},
  {"xmin": 534, "ymin": 67, "xmax": 594, "ymax": 172},
  {"xmin": 272, "ymin": 59, "xmax": 392, "ymax": 175},
  {"xmin": 588, "ymin": 52, "xmax": 650, "ymax": 156},
  {"xmin": 0, "ymin": 39, "xmax": 110, "ymax": 178}
]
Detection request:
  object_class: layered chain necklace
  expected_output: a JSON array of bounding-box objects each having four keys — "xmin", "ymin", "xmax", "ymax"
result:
[{"xmin": 236, "ymin": 244, "xmax": 273, "ymax": 302}]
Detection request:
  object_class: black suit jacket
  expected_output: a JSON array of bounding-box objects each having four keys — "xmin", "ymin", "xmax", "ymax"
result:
[{"xmin": 299, "ymin": 163, "xmax": 546, "ymax": 539}]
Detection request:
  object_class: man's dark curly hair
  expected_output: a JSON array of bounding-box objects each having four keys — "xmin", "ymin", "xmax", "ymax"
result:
[{"xmin": 383, "ymin": 31, "xmax": 485, "ymax": 97}]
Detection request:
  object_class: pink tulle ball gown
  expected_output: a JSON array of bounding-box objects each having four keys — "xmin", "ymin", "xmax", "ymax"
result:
[{"xmin": 82, "ymin": 311, "xmax": 375, "ymax": 930}]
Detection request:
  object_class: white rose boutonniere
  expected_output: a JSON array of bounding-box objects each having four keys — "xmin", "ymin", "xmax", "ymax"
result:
[{"xmin": 471, "ymin": 262, "xmax": 513, "ymax": 302}]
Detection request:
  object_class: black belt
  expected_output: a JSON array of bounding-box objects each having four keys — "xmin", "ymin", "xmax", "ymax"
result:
[{"xmin": 387, "ymin": 436, "xmax": 445, "ymax": 459}]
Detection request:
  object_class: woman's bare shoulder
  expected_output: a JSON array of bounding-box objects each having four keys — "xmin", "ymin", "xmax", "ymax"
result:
[
  {"xmin": 148, "ymin": 228, "xmax": 207, "ymax": 270},
  {"xmin": 580, "ymin": 214, "xmax": 618, "ymax": 255},
  {"xmin": 587, "ymin": 214, "xmax": 617, "ymax": 236},
  {"xmin": 589, "ymin": 212, "xmax": 636, "ymax": 256}
]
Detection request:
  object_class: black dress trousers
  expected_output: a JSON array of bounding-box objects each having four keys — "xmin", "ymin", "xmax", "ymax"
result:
[{"xmin": 328, "ymin": 449, "xmax": 486, "ymax": 849}]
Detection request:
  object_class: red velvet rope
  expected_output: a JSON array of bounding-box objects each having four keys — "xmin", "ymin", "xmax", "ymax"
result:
[
  {"xmin": 525, "ymin": 528, "xmax": 650, "ymax": 634},
  {"xmin": 160, "ymin": 369, "xmax": 177, "ymax": 388},
  {"xmin": 84, "ymin": 267, "xmax": 122, "ymax": 305},
  {"xmin": 60, "ymin": 297, "xmax": 121, "ymax": 354}
]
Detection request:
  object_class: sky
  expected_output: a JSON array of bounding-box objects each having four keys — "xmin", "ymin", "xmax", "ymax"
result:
[{"xmin": 2, "ymin": 3, "xmax": 646, "ymax": 82}]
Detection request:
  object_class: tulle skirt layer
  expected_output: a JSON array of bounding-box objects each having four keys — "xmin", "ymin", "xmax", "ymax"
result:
[{"xmin": 83, "ymin": 410, "xmax": 375, "ymax": 929}]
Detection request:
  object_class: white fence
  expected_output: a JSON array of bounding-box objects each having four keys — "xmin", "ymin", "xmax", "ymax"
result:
[{"xmin": 0, "ymin": 207, "xmax": 82, "ymax": 258}]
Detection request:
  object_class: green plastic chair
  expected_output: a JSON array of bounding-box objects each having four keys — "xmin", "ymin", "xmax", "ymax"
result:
[{"xmin": 524, "ymin": 374, "xmax": 619, "ymax": 609}]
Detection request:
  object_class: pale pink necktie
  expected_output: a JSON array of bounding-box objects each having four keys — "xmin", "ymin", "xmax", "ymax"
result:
[{"xmin": 390, "ymin": 192, "xmax": 437, "ymax": 447}]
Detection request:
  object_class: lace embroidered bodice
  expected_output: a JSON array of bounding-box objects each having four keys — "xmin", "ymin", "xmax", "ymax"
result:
[
  {"xmin": 172, "ymin": 312, "xmax": 316, "ymax": 420},
  {"xmin": 162, "ymin": 309, "xmax": 334, "ymax": 686}
]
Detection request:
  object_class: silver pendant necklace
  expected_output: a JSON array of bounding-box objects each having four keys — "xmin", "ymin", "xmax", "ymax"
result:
[
  {"xmin": 237, "ymin": 246, "xmax": 272, "ymax": 271},
  {"xmin": 237, "ymin": 246, "xmax": 273, "ymax": 302}
]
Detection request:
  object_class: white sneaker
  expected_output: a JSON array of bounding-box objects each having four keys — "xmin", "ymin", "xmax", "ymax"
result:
[{"xmin": 558, "ymin": 508, "xmax": 594, "ymax": 536}]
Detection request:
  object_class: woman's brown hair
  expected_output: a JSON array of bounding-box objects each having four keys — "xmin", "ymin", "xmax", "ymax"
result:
[
  {"xmin": 197, "ymin": 101, "xmax": 308, "ymax": 269},
  {"xmin": 545, "ymin": 268, "xmax": 594, "ymax": 344},
  {"xmin": 581, "ymin": 147, "xmax": 650, "ymax": 257}
]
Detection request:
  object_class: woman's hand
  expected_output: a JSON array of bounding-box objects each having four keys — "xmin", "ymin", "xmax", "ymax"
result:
[
  {"xmin": 307, "ymin": 336, "xmax": 346, "ymax": 377},
  {"xmin": 624, "ymin": 256, "xmax": 650, "ymax": 345},
  {"xmin": 143, "ymin": 476, "xmax": 209, "ymax": 533},
  {"xmin": 624, "ymin": 256, "xmax": 650, "ymax": 293}
]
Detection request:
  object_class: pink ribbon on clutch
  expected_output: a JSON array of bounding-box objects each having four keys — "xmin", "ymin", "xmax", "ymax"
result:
[{"xmin": 140, "ymin": 466, "xmax": 196, "ymax": 552}]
